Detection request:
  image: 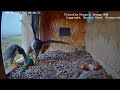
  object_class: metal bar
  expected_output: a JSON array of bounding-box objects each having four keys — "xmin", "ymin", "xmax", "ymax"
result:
[{"xmin": 0, "ymin": 11, "xmax": 7, "ymax": 79}]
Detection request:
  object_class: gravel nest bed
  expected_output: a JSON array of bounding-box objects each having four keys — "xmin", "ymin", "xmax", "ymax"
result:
[{"xmin": 7, "ymin": 50, "xmax": 113, "ymax": 79}]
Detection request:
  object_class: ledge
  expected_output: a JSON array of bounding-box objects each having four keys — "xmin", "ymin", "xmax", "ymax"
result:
[
  {"xmin": 5, "ymin": 57, "xmax": 24, "ymax": 75},
  {"xmin": 91, "ymin": 53, "xmax": 120, "ymax": 79}
]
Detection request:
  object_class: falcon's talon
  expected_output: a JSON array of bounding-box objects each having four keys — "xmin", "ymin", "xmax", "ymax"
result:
[
  {"xmin": 13, "ymin": 61, "xmax": 21, "ymax": 67},
  {"xmin": 12, "ymin": 63, "xmax": 20, "ymax": 68},
  {"xmin": 2, "ymin": 44, "xmax": 28, "ymax": 68}
]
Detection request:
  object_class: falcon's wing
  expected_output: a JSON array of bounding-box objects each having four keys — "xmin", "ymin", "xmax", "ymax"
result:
[{"xmin": 2, "ymin": 46, "xmax": 16, "ymax": 61}]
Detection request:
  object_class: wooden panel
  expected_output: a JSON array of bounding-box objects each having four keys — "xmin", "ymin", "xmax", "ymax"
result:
[{"xmin": 40, "ymin": 12, "xmax": 86, "ymax": 52}]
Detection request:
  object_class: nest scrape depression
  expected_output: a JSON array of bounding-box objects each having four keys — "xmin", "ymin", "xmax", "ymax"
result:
[{"xmin": 7, "ymin": 49, "xmax": 112, "ymax": 79}]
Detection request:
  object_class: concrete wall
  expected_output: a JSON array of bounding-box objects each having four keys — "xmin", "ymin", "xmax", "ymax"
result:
[
  {"xmin": 85, "ymin": 11, "xmax": 120, "ymax": 78},
  {"xmin": 22, "ymin": 14, "xmax": 34, "ymax": 55}
]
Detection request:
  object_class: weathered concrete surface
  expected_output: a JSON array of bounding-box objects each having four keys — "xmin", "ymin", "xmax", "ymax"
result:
[
  {"xmin": 21, "ymin": 14, "xmax": 34, "ymax": 55},
  {"xmin": 85, "ymin": 11, "xmax": 120, "ymax": 78}
]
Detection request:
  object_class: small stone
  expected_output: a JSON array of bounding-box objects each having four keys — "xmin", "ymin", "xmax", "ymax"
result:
[{"xmin": 78, "ymin": 71, "xmax": 93, "ymax": 79}]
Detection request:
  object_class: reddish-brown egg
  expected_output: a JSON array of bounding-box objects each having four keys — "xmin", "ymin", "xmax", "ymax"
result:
[
  {"xmin": 80, "ymin": 64, "xmax": 88, "ymax": 70},
  {"xmin": 94, "ymin": 64, "xmax": 101, "ymax": 70}
]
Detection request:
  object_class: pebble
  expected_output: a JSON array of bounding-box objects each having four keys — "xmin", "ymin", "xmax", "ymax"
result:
[
  {"xmin": 77, "ymin": 71, "xmax": 93, "ymax": 79},
  {"xmin": 7, "ymin": 50, "xmax": 111, "ymax": 79}
]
